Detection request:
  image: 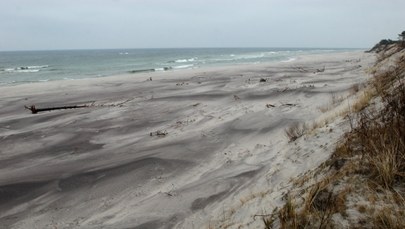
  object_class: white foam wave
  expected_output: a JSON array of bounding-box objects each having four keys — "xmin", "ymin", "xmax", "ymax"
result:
[
  {"xmin": 173, "ymin": 64, "xmax": 193, "ymax": 69},
  {"xmin": 228, "ymin": 53, "xmax": 266, "ymax": 60},
  {"xmin": 175, "ymin": 58, "xmax": 196, "ymax": 63},
  {"xmin": 3, "ymin": 65, "xmax": 48, "ymax": 73},
  {"xmin": 26, "ymin": 65, "xmax": 48, "ymax": 69},
  {"xmin": 155, "ymin": 67, "xmax": 172, "ymax": 71},
  {"xmin": 15, "ymin": 69, "xmax": 40, "ymax": 73},
  {"xmin": 282, "ymin": 57, "xmax": 297, "ymax": 62},
  {"xmin": 23, "ymin": 69, "xmax": 40, "ymax": 73}
]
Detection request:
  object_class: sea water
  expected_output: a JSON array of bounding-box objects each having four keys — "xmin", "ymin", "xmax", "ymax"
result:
[{"xmin": 0, "ymin": 48, "xmax": 356, "ymax": 85}]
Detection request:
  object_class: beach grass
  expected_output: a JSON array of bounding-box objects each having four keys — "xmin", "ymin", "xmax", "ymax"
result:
[{"xmin": 264, "ymin": 43, "xmax": 405, "ymax": 228}]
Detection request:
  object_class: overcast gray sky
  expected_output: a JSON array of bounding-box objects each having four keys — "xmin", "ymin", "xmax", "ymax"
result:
[{"xmin": 1, "ymin": 0, "xmax": 404, "ymax": 51}]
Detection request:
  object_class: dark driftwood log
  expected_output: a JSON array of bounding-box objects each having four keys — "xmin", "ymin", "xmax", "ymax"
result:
[
  {"xmin": 24, "ymin": 105, "xmax": 88, "ymax": 114},
  {"xmin": 149, "ymin": 130, "xmax": 168, "ymax": 137},
  {"xmin": 282, "ymin": 103, "xmax": 297, "ymax": 107}
]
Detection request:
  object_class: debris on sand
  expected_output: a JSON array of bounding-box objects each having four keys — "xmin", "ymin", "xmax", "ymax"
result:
[
  {"xmin": 150, "ymin": 130, "xmax": 168, "ymax": 137},
  {"xmin": 24, "ymin": 104, "xmax": 89, "ymax": 114}
]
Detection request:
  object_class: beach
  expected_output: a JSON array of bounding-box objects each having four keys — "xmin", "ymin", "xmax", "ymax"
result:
[{"xmin": 0, "ymin": 51, "xmax": 375, "ymax": 228}]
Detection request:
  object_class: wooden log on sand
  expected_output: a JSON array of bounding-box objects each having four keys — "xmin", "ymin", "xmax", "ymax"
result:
[{"xmin": 24, "ymin": 104, "xmax": 89, "ymax": 114}]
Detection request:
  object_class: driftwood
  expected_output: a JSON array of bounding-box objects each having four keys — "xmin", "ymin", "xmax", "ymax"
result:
[
  {"xmin": 314, "ymin": 66, "xmax": 325, "ymax": 73},
  {"xmin": 294, "ymin": 66, "xmax": 325, "ymax": 73},
  {"xmin": 150, "ymin": 130, "xmax": 168, "ymax": 137},
  {"xmin": 282, "ymin": 103, "xmax": 297, "ymax": 107},
  {"xmin": 24, "ymin": 104, "xmax": 89, "ymax": 114}
]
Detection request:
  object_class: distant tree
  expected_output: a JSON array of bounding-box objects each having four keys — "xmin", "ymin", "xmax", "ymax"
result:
[
  {"xmin": 379, "ymin": 39, "xmax": 394, "ymax": 45},
  {"xmin": 399, "ymin": 31, "xmax": 405, "ymax": 46},
  {"xmin": 399, "ymin": 31, "xmax": 405, "ymax": 40}
]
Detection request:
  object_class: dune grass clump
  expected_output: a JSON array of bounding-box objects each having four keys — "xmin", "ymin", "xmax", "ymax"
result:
[
  {"xmin": 285, "ymin": 122, "xmax": 307, "ymax": 142},
  {"xmin": 342, "ymin": 56, "xmax": 405, "ymax": 189}
]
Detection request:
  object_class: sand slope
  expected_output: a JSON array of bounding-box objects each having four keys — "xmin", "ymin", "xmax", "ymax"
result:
[{"xmin": 0, "ymin": 51, "xmax": 374, "ymax": 228}]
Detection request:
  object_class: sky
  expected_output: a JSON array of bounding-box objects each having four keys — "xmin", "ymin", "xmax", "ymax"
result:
[{"xmin": 1, "ymin": 0, "xmax": 404, "ymax": 51}]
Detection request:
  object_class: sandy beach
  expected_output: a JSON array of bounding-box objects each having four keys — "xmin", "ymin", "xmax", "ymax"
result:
[{"xmin": 0, "ymin": 51, "xmax": 375, "ymax": 228}]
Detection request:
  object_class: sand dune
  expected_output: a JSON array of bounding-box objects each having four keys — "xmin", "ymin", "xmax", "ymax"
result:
[{"xmin": 0, "ymin": 51, "xmax": 375, "ymax": 228}]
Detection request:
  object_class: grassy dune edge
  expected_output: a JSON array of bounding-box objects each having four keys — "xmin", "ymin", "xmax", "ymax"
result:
[{"xmin": 260, "ymin": 44, "xmax": 405, "ymax": 228}]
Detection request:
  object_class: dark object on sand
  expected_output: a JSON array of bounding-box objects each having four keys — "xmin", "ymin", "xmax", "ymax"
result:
[
  {"xmin": 266, "ymin": 103, "xmax": 276, "ymax": 108},
  {"xmin": 259, "ymin": 78, "xmax": 267, "ymax": 82},
  {"xmin": 282, "ymin": 103, "xmax": 297, "ymax": 107},
  {"xmin": 150, "ymin": 130, "xmax": 168, "ymax": 137},
  {"xmin": 314, "ymin": 66, "xmax": 325, "ymax": 73},
  {"xmin": 24, "ymin": 104, "xmax": 89, "ymax": 114},
  {"xmin": 129, "ymin": 69, "xmax": 155, "ymax": 74}
]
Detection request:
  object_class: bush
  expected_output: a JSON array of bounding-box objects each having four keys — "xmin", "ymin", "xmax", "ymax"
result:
[{"xmin": 285, "ymin": 122, "xmax": 306, "ymax": 142}]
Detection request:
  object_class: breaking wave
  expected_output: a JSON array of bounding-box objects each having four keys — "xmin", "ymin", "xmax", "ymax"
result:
[
  {"xmin": 282, "ymin": 57, "xmax": 297, "ymax": 62},
  {"xmin": 168, "ymin": 58, "xmax": 196, "ymax": 63},
  {"xmin": 128, "ymin": 64, "xmax": 196, "ymax": 73},
  {"xmin": 2, "ymin": 65, "xmax": 48, "ymax": 73},
  {"xmin": 173, "ymin": 64, "xmax": 194, "ymax": 69}
]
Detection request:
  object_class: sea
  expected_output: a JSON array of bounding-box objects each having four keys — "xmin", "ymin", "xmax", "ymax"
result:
[{"xmin": 0, "ymin": 48, "xmax": 357, "ymax": 86}]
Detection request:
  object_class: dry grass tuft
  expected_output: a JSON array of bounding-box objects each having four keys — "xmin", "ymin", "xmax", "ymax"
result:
[
  {"xmin": 373, "ymin": 207, "xmax": 405, "ymax": 229},
  {"xmin": 350, "ymin": 88, "xmax": 375, "ymax": 113},
  {"xmin": 349, "ymin": 81, "xmax": 405, "ymax": 189},
  {"xmin": 350, "ymin": 83, "xmax": 360, "ymax": 94},
  {"xmin": 285, "ymin": 122, "xmax": 307, "ymax": 142}
]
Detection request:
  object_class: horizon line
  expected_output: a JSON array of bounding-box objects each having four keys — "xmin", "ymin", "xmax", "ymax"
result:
[{"xmin": 0, "ymin": 46, "xmax": 367, "ymax": 52}]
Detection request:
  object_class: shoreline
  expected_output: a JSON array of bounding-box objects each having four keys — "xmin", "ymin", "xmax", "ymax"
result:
[
  {"xmin": 0, "ymin": 50, "xmax": 375, "ymax": 228},
  {"xmin": 0, "ymin": 50, "xmax": 364, "ymax": 91},
  {"xmin": 0, "ymin": 50, "xmax": 364, "ymax": 89}
]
